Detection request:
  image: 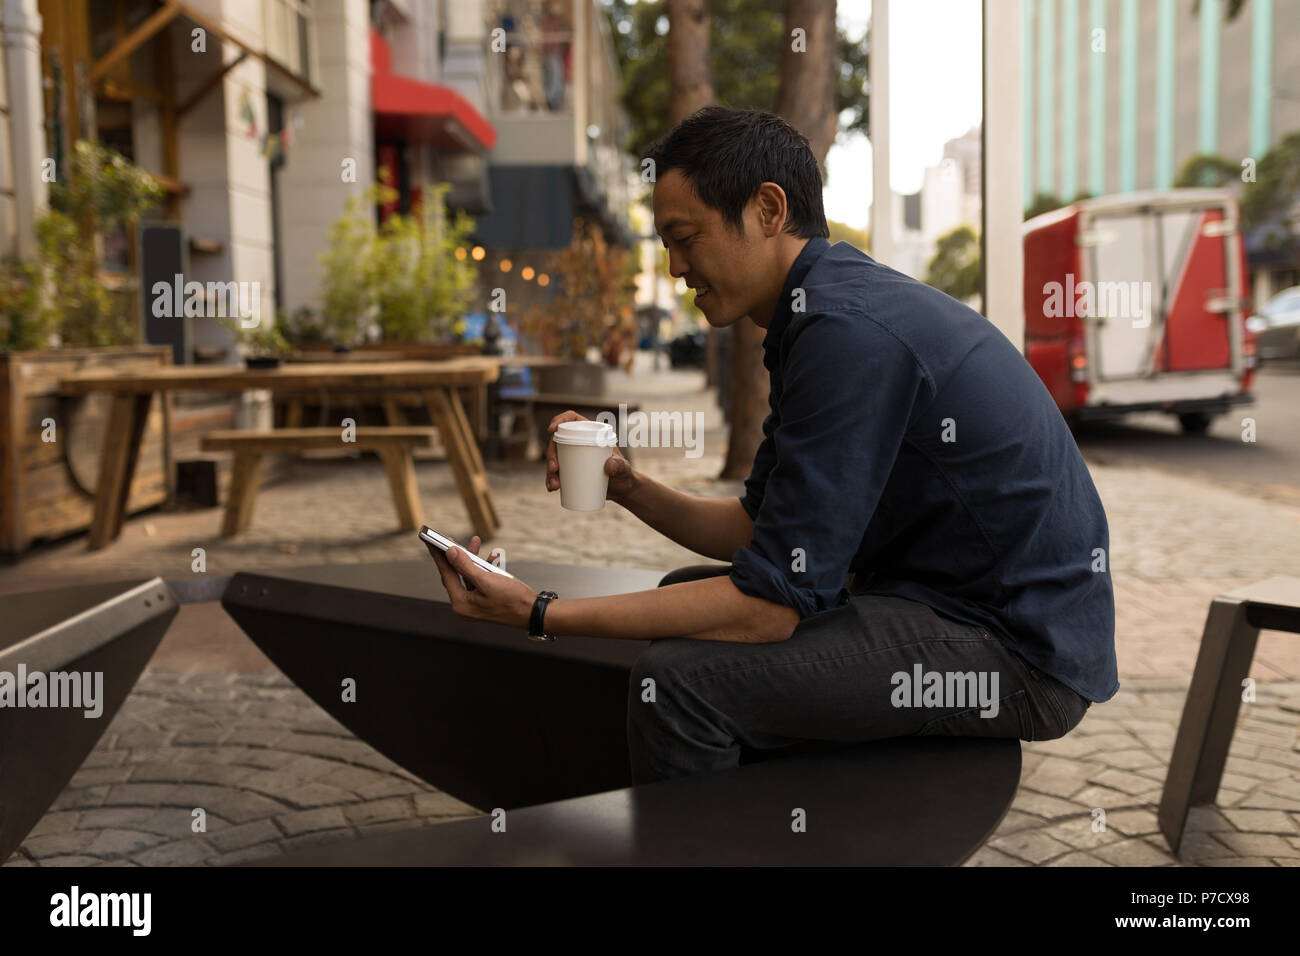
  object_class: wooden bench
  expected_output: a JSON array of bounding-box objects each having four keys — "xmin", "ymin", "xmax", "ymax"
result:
[
  {"xmin": 1159, "ymin": 575, "xmax": 1300, "ymax": 854},
  {"xmin": 200, "ymin": 427, "xmax": 436, "ymax": 537},
  {"xmin": 220, "ymin": 559, "xmax": 1021, "ymax": 865}
]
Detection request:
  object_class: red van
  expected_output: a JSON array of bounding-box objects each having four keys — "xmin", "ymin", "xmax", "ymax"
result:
[{"xmin": 1022, "ymin": 189, "xmax": 1258, "ymax": 434}]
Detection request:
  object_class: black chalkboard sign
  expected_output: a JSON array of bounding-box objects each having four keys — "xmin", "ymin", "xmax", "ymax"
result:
[{"xmin": 138, "ymin": 222, "xmax": 189, "ymax": 365}]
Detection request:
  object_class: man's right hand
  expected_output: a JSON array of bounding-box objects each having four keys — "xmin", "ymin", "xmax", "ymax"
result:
[{"xmin": 545, "ymin": 410, "xmax": 637, "ymax": 503}]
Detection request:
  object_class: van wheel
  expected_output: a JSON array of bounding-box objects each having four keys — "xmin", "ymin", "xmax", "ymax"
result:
[{"xmin": 1178, "ymin": 412, "xmax": 1213, "ymax": 435}]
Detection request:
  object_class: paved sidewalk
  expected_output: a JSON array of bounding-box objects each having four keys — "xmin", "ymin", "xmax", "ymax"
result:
[{"xmin": 3, "ymin": 355, "xmax": 1297, "ymax": 866}]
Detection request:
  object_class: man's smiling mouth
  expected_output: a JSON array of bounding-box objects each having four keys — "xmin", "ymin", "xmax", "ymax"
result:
[{"xmin": 692, "ymin": 284, "xmax": 711, "ymax": 300}]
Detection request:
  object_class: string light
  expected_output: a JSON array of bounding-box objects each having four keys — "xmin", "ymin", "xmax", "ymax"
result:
[
  {"xmin": 521, "ymin": 266, "xmax": 535, "ymax": 280},
  {"xmin": 454, "ymin": 247, "xmax": 467, "ymax": 260},
  {"xmin": 537, "ymin": 273, "xmax": 550, "ymax": 287},
  {"xmin": 471, "ymin": 246, "xmax": 486, "ymax": 261},
  {"xmin": 500, "ymin": 258, "xmax": 513, "ymax": 272}
]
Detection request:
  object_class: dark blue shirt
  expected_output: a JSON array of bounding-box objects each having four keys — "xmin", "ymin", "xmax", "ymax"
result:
[{"xmin": 728, "ymin": 237, "xmax": 1118, "ymax": 702}]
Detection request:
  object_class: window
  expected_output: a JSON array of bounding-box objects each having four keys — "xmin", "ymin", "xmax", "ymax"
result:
[{"xmin": 265, "ymin": 0, "xmax": 314, "ymax": 84}]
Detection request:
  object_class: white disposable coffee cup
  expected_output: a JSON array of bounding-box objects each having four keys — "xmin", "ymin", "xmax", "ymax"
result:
[{"xmin": 554, "ymin": 421, "xmax": 617, "ymax": 511}]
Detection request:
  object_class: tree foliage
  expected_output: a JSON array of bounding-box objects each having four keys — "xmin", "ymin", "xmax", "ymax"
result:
[
  {"xmin": 1191, "ymin": 0, "xmax": 1249, "ymax": 21},
  {"xmin": 606, "ymin": 0, "xmax": 868, "ymax": 161},
  {"xmin": 925, "ymin": 225, "xmax": 982, "ymax": 304},
  {"xmin": 1174, "ymin": 153, "xmax": 1242, "ymax": 188},
  {"xmin": 827, "ymin": 218, "xmax": 869, "ymax": 251},
  {"xmin": 1240, "ymin": 131, "xmax": 1300, "ymax": 266},
  {"xmin": 1169, "ymin": 136, "xmax": 1300, "ymax": 267},
  {"xmin": 1024, "ymin": 190, "xmax": 1093, "ymax": 221}
]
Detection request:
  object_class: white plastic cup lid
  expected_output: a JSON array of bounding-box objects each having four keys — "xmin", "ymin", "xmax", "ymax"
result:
[{"xmin": 554, "ymin": 421, "xmax": 617, "ymax": 446}]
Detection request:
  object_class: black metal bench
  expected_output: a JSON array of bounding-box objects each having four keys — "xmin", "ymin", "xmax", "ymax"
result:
[
  {"xmin": 252, "ymin": 735, "xmax": 1018, "ymax": 866},
  {"xmin": 220, "ymin": 559, "xmax": 1022, "ymax": 865},
  {"xmin": 1159, "ymin": 575, "xmax": 1300, "ymax": 854},
  {"xmin": 0, "ymin": 578, "xmax": 178, "ymax": 862}
]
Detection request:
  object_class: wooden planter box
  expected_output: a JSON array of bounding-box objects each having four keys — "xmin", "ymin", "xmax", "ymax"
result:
[{"xmin": 1, "ymin": 346, "xmax": 172, "ymax": 554}]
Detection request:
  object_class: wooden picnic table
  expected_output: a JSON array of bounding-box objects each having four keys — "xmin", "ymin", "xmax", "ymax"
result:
[
  {"xmin": 278, "ymin": 352, "xmax": 575, "ymax": 441},
  {"xmin": 59, "ymin": 359, "xmax": 501, "ymax": 550}
]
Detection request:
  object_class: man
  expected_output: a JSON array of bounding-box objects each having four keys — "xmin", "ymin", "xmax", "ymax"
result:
[{"xmin": 430, "ymin": 107, "xmax": 1117, "ymax": 784}]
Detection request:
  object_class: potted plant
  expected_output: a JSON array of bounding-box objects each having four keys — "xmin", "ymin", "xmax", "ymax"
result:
[
  {"xmin": 0, "ymin": 141, "xmax": 170, "ymax": 553},
  {"xmin": 317, "ymin": 179, "xmax": 478, "ymax": 349},
  {"xmin": 519, "ymin": 218, "xmax": 639, "ymax": 373},
  {"xmin": 221, "ymin": 316, "xmax": 293, "ymax": 368}
]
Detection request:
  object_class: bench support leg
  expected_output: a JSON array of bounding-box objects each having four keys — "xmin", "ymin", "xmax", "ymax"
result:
[
  {"xmin": 378, "ymin": 447, "xmax": 422, "ymax": 531},
  {"xmin": 1158, "ymin": 597, "xmax": 1259, "ymax": 855},
  {"xmin": 382, "ymin": 397, "xmax": 405, "ymax": 426},
  {"xmin": 427, "ymin": 387, "xmax": 499, "ymax": 539},
  {"xmin": 221, "ymin": 451, "xmax": 266, "ymax": 536},
  {"xmin": 88, "ymin": 394, "xmax": 154, "ymax": 550}
]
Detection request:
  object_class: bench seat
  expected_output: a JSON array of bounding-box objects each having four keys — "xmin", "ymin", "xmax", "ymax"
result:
[
  {"xmin": 200, "ymin": 427, "xmax": 436, "ymax": 536},
  {"xmin": 221, "ymin": 559, "xmax": 1022, "ymax": 866}
]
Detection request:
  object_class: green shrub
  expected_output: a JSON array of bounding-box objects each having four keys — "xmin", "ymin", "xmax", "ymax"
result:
[
  {"xmin": 0, "ymin": 140, "xmax": 163, "ymax": 351},
  {"xmin": 318, "ymin": 180, "xmax": 477, "ymax": 345}
]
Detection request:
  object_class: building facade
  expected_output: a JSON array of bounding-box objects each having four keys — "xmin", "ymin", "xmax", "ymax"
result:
[
  {"xmin": 887, "ymin": 126, "xmax": 983, "ymax": 295},
  {"xmin": 1022, "ymin": 0, "xmax": 1300, "ymax": 298},
  {"xmin": 5, "ymin": 0, "xmax": 633, "ymax": 359}
]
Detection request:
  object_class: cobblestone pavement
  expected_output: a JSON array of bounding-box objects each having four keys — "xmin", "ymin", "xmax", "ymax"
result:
[
  {"xmin": 2, "ymin": 670, "xmax": 478, "ymax": 868},
  {"xmin": 3, "ymin": 355, "xmax": 1298, "ymax": 866}
]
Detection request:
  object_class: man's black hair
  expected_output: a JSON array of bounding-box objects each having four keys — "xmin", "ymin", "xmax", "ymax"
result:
[{"xmin": 644, "ymin": 107, "xmax": 830, "ymax": 240}]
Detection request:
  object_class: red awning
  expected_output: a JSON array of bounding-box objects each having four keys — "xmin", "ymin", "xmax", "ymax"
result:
[{"xmin": 371, "ymin": 30, "xmax": 496, "ymax": 152}]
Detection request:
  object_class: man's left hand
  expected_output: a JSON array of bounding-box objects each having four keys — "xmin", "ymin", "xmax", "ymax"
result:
[{"xmin": 427, "ymin": 535, "xmax": 538, "ymax": 630}]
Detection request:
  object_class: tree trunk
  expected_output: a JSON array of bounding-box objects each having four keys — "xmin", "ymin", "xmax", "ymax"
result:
[
  {"xmin": 666, "ymin": 0, "xmax": 714, "ymax": 124},
  {"xmin": 718, "ymin": 0, "xmax": 838, "ymax": 480},
  {"xmin": 775, "ymin": 0, "xmax": 840, "ymax": 164},
  {"xmin": 665, "ymin": 1, "xmax": 722, "ymax": 388}
]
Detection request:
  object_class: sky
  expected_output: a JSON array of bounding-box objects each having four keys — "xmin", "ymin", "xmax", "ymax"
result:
[{"xmin": 824, "ymin": 0, "xmax": 984, "ymax": 230}]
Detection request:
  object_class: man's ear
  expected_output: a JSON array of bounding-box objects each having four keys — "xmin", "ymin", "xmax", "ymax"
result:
[{"xmin": 753, "ymin": 182, "xmax": 789, "ymax": 238}]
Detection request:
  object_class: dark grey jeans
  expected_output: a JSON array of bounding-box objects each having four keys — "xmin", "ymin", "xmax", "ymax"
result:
[{"xmin": 627, "ymin": 564, "xmax": 1091, "ymax": 784}]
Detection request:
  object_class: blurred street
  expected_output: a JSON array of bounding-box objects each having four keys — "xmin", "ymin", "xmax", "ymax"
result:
[{"xmin": 1075, "ymin": 364, "xmax": 1300, "ymax": 499}]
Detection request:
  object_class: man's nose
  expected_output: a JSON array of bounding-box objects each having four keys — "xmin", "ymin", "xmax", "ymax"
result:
[{"xmin": 667, "ymin": 249, "xmax": 688, "ymax": 279}]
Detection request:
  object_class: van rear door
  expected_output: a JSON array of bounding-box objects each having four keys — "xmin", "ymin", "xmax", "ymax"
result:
[
  {"xmin": 1085, "ymin": 211, "xmax": 1158, "ymax": 380},
  {"xmin": 1082, "ymin": 196, "xmax": 1242, "ymax": 391},
  {"xmin": 1158, "ymin": 206, "xmax": 1239, "ymax": 373}
]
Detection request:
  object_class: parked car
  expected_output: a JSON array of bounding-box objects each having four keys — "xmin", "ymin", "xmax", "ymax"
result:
[
  {"xmin": 1023, "ymin": 189, "xmax": 1258, "ymax": 435},
  {"xmin": 1247, "ymin": 285, "xmax": 1300, "ymax": 362}
]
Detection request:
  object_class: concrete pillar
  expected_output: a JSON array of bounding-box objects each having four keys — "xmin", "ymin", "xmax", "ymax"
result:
[
  {"xmin": 572, "ymin": 0, "xmax": 588, "ymax": 167},
  {"xmin": 1, "ymin": 0, "xmax": 47, "ymax": 260},
  {"xmin": 869, "ymin": 0, "xmax": 892, "ymax": 266},
  {"xmin": 982, "ymin": 0, "xmax": 1025, "ymax": 349},
  {"xmin": 276, "ymin": 0, "xmax": 373, "ymax": 316}
]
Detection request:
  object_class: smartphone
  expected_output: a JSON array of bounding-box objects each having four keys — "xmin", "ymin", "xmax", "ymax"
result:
[{"xmin": 418, "ymin": 525, "xmax": 515, "ymax": 591}]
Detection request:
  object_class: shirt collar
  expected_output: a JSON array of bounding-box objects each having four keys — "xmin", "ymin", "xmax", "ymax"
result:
[{"xmin": 762, "ymin": 236, "xmax": 831, "ymax": 360}]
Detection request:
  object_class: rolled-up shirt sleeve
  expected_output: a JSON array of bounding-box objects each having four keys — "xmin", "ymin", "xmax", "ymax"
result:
[{"xmin": 730, "ymin": 311, "xmax": 927, "ymax": 620}]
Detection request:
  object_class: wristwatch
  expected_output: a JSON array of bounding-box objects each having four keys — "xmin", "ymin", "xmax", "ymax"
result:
[{"xmin": 528, "ymin": 590, "xmax": 559, "ymax": 642}]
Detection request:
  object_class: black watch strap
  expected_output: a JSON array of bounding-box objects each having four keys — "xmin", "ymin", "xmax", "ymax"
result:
[{"xmin": 528, "ymin": 590, "xmax": 559, "ymax": 642}]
